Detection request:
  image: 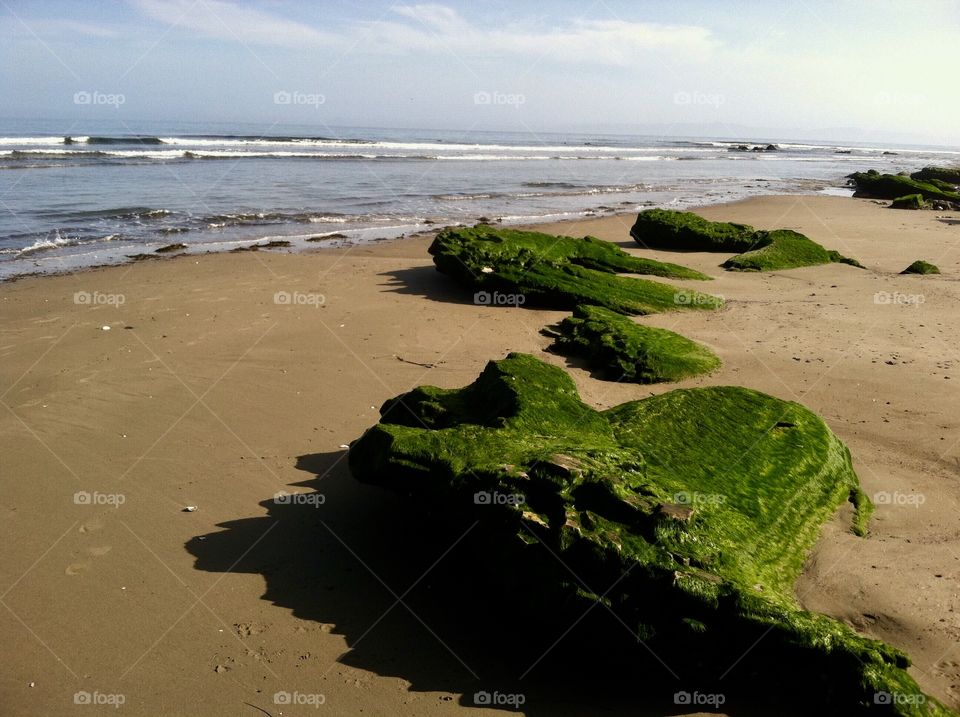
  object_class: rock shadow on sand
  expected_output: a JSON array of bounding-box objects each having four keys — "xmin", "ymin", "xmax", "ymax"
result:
[
  {"xmin": 380, "ymin": 266, "xmax": 482, "ymax": 306},
  {"xmin": 186, "ymin": 450, "xmax": 830, "ymax": 716}
]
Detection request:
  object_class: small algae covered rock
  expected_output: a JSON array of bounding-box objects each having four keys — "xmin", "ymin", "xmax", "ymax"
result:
[
  {"xmin": 848, "ymin": 170, "xmax": 960, "ymax": 202},
  {"xmin": 230, "ymin": 239, "xmax": 292, "ymax": 252},
  {"xmin": 902, "ymin": 260, "xmax": 940, "ymax": 275},
  {"xmin": 631, "ymin": 210, "xmax": 863, "ymax": 272},
  {"xmin": 911, "ymin": 166, "xmax": 960, "ymax": 185},
  {"xmin": 630, "ymin": 208, "xmax": 756, "ymax": 252},
  {"xmin": 546, "ymin": 304, "xmax": 720, "ymax": 383},
  {"xmin": 722, "ymin": 229, "xmax": 861, "ymax": 272},
  {"xmin": 155, "ymin": 242, "xmax": 187, "ymax": 253},
  {"xmin": 429, "ymin": 225, "xmax": 723, "ymax": 315},
  {"xmin": 350, "ymin": 354, "xmax": 951, "ymax": 715},
  {"xmin": 890, "ymin": 194, "xmax": 929, "ymax": 210}
]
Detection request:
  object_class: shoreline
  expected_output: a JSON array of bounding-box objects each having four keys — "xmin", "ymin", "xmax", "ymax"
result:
[
  {"xmin": 2, "ymin": 193, "xmax": 959, "ymax": 715},
  {"xmin": 0, "ymin": 183, "xmax": 852, "ymax": 284}
]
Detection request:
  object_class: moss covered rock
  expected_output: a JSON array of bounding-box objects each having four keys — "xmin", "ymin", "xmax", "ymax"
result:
[
  {"xmin": 910, "ymin": 167, "xmax": 960, "ymax": 185},
  {"xmin": 546, "ymin": 304, "xmax": 720, "ymax": 383},
  {"xmin": 429, "ymin": 225, "xmax": 723, "ymax": 315},
  {"xmin": 722, "ymin": 229, "xmax": 861, "ymax": 272},
  {"xmin": 630, "ymin": 208, "xmax": 757, "ymax": 252},
  {"xmin": 891, "ymin": 194, "xmax": 929, "ymax": 210},
  {"xmin": 849, "ymin": 170, "xmax": 960, "ymax": 202},
  {"xmin": 631, "ymin": 210, "xmax": 862, "ymax": 272},
  {"xmin": 350, "ymin": 354, "xmax": 950, "ymax": 715},
  {"xmin": 902, "ymin": 260, "xmax": 940, "ymax": 275}
]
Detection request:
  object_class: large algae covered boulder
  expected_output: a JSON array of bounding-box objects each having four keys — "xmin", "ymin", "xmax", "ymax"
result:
[
  {"xmin": 545, "ymin": 304, "xmax": 720, "ymax": 383},
  {"xmin": 849, "ymin": 170, "xmax": 960, "ymax": 203},
  {"xmin": 429, "ymin": 225, "xmax": 723, "ymax": 315},
  {"xmin": 350, "ymin": 354, "xmax": 955, "ymax": 716},
  {"xmin": 630, "ymin": 208, "xmax": 756, "ymax": 252}
]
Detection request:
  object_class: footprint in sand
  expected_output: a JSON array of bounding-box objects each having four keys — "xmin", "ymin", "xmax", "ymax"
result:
[
  {"xmin": 68, "ymin": 522, "xmax": 111, "ymax": 574},
  {"xmin": 78, "ymin": 519, "xmax": 103, "ymax": 534},
  {"xmin": 66, "ymin": 547, "xmax": 111, "ymax": 573},
  {"xmin": 934, "ymin": 659, "xmax": 960, "ymax": 678}
]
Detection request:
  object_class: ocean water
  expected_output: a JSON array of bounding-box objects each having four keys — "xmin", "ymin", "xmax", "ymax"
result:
[{"xmin": 1, "ymin": 119, "xmax": 958, "ymax": 280}]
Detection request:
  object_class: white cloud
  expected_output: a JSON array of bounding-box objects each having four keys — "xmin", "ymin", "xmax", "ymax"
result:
[
  {"xmin": 128, "ymin": 0, "xmax": 719, "ymax": 67},
  {"xmin": 391, "ymin": 4, "xmax": 466, "ymax": 32},
  {"xmin": 131, "ymin": 0, "xmax": 339, "ymax": 47}
]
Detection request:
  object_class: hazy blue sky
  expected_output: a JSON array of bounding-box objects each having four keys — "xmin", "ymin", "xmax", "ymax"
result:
[{"xmin": 1, "ymin": 0, "xmax": 957, "ymax": 142}]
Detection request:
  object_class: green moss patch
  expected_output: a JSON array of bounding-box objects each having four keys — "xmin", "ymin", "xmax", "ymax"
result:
[
  {"xmin": 546, "ymin": 304, "xmax": 720, "ymax": 383},
  {"xmin": 429, "ymin": 225, "xmax": 723, "ymax": 315},
  {"xmin": 911, "ymin": 167, "xmax": 960, "ymax": 185},
  {"xmin": 630, "ymin": 208, "xmax": 757, "ymax": 252},
  {"xmin": 350, "ymin": 353, "xmax": 949, "ymax": 715},
  {"xmin": 631, "ymin": 210, "xmax": 862, "ymax": 272},
  {"xmin": 902, "ymin": 260, "xmax": 940, "ymax": 275},
  {"xmin": 849, "ymin": 170, "xmax": 960, "ymax": 203},
  {"xmin": 722, "ymin": 229, "xmax": 861, "ymax": 272},
  {"xmin": 891, "ymin": 194, "xmax": 929, "ymax": 210}
]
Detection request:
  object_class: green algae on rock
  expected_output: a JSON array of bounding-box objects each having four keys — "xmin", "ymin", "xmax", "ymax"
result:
[
  {"xmin": 546, "ymin": 304, "xmax": 720, "ymax": 383},
  {"xmin": 910, "ymin": 167, "xmax": 960, "ymax": 185},
  {"xmin": 848, "ymin": 170, "xmax": 960, "ymax": 203},
  {"xmin": 630, "ymin": 208, "xmax": 757, "ymax": 252},
  {"xmin": 722, "ymin": 229, "xmax": 862, "ymax": 272},
  {"xmin": 891, "ymin": 194, "xmax": 929, "ymax": 210},
  {"xmin": 902, "ymin": 260, "xmax": 941, "ymax": 275},
  {"xmin": 630, "ymin": 210, "xmax": 863, "ymax": 272},
  {"xmin": 429, "ymin": 225, "xmax": 723, "ymax": 315},
  {"xmin": 350, "ymin": 353, "xmax": 951, "ymax": 716}
]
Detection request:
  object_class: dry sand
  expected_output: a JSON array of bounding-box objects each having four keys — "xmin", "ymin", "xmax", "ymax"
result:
[{"xmin": 1, "ymin": 195, "xmax": 958, "ymax": 716}]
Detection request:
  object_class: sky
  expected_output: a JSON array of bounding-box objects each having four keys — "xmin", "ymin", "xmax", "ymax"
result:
[{"xmin": 0, "ymin": 0, "xmax": 958, "ymax": 143}]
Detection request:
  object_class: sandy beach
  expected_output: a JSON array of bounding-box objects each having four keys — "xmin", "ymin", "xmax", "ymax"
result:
[{"xmin": 2, "ymin": 194, "xmax": 959, "ymax": 716}]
